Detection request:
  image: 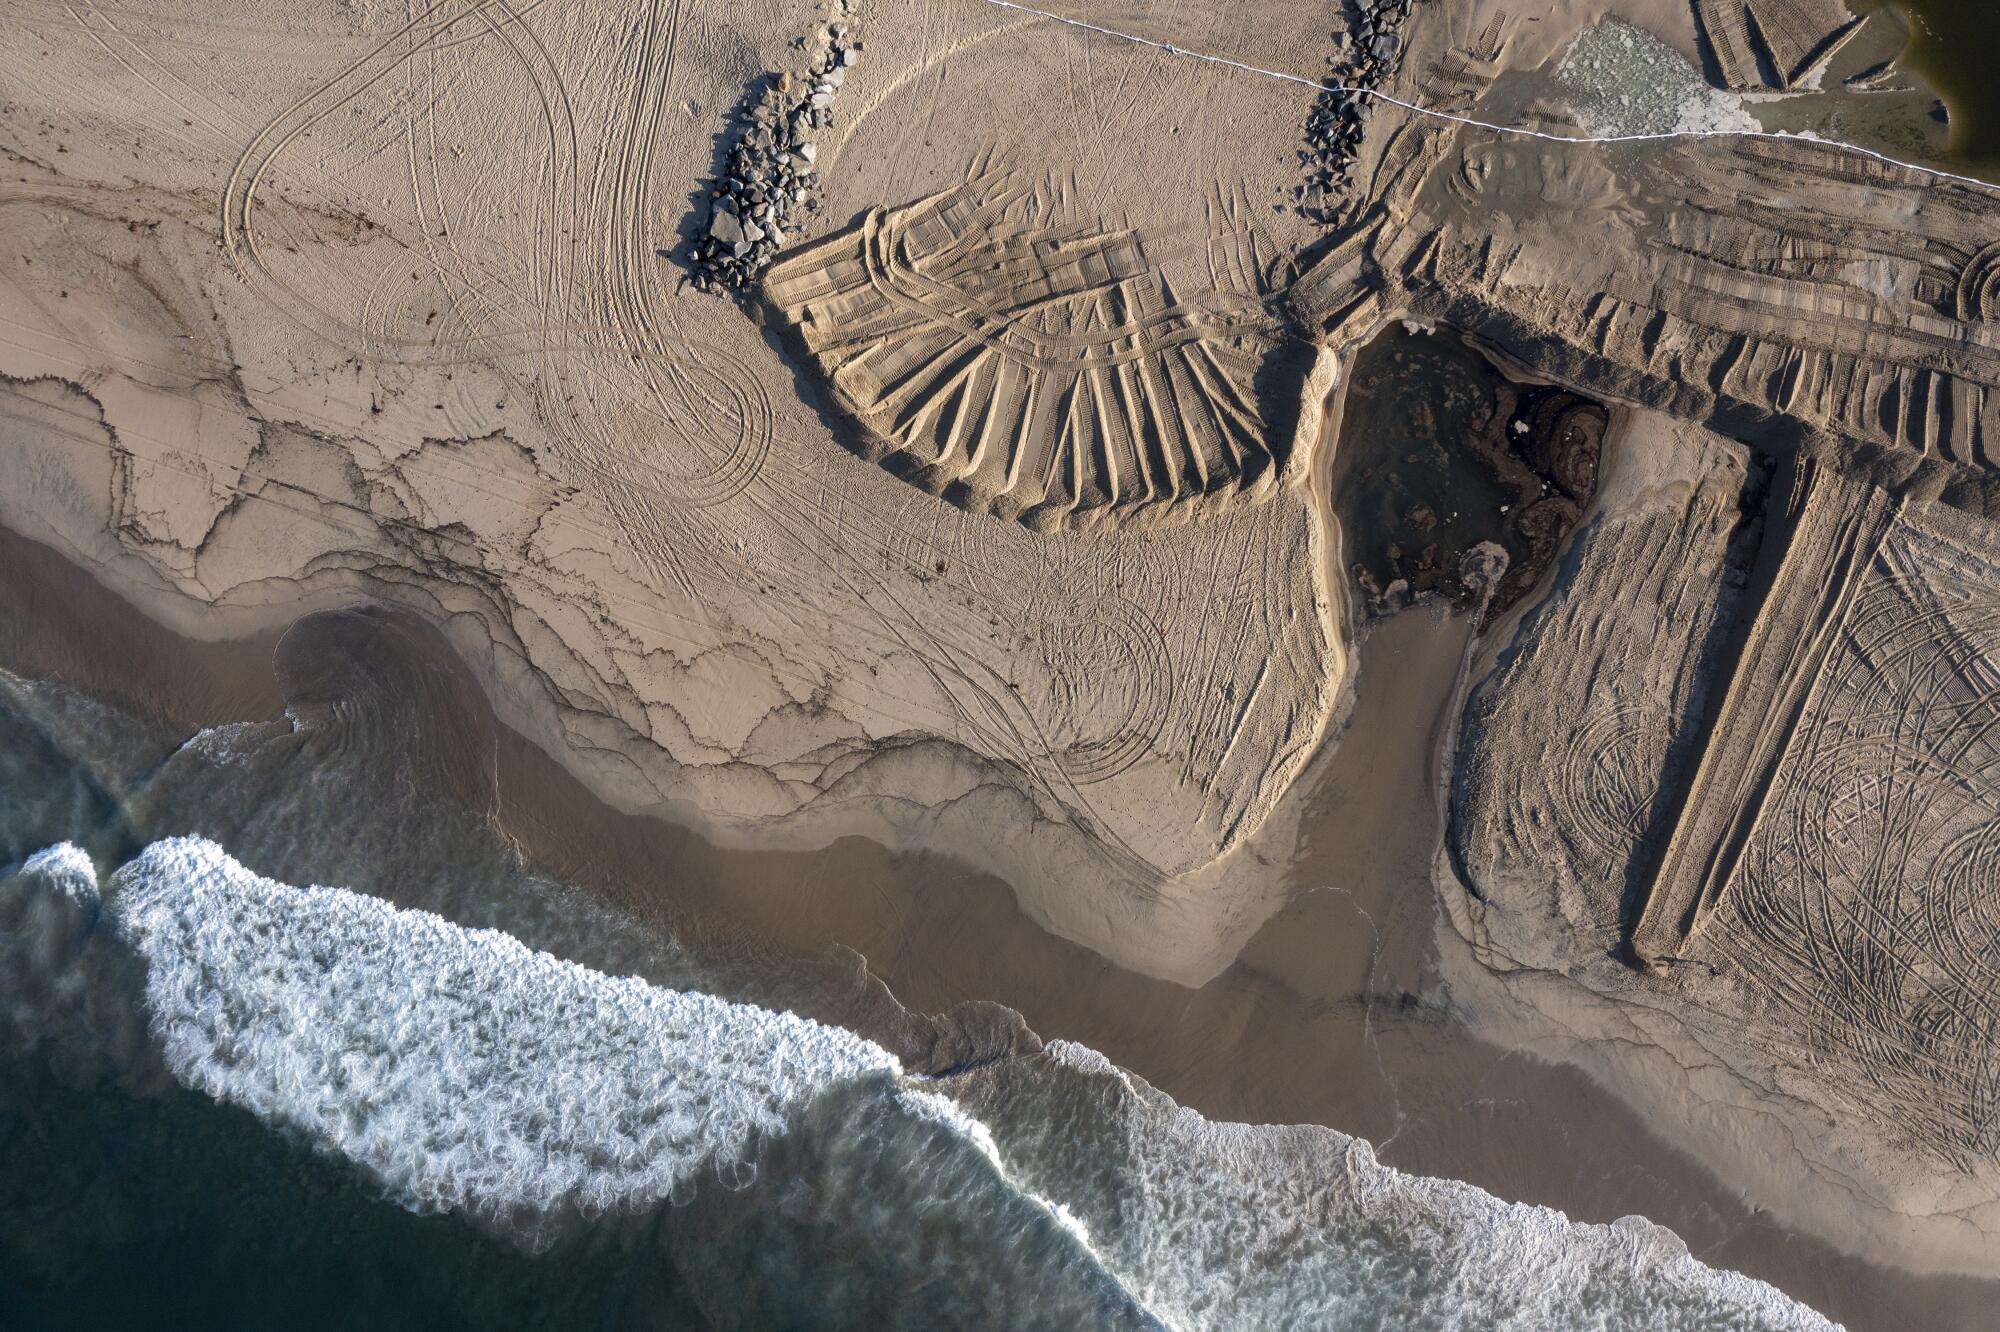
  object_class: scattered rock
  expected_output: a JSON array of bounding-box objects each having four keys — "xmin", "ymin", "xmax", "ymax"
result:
[
  {"xmin": 687, "ymin": 15, "xmax": 863, "ymax": 294},
  {"xmin": 1299, "ymin": 0, "xmax": 1415, "ymax": 226}
]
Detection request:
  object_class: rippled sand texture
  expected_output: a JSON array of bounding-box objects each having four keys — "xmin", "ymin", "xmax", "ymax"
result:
[{"xmin": 0, "ymin": 0, "xmax": 1349, "ymax": 983}]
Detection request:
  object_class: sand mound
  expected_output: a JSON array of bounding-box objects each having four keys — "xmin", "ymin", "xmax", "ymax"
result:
[{"xmin": 763, "ymin": 175, "xmax": 1311, "ymax": 532}]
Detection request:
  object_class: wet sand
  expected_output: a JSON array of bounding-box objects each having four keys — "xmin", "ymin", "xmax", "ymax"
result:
[{"xmin": 1, "ymin": 520, "xmax": 1992, "ymax": 1330}]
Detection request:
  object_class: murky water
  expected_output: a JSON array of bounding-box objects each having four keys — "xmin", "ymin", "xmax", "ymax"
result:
[
  {"xmin": 1329, "ymin": 326, "xmax": 1603, "ymax": 619},
  {"xmin": 1852, "ymin": 0, "xmax": 2000, "ymax": 166}
]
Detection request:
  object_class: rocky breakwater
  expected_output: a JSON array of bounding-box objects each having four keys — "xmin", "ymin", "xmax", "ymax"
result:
[
  {"xmin": 690, "ymin": 18, "xmax": 862, "ymax": 294},
  {"xmin": 1299, "ymin": 0, "xmax": 1415, "ymax": 224}
]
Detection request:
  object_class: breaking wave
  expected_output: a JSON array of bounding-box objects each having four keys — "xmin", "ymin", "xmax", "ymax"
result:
[
  {"xmin": 1, "ymin": 837, "xmax": 1160, "ymax": 1329},
  {"xmin": 0, "ymin": 831, "xmax": 1839, "ymax": 1330},
  {"xmin": 962, "ymin": 1044, "xmax": 1839, "ymax": 1332},
  {"xmin": 110, "ymin": 836, "xmax": 900, "ymax": 1241}
]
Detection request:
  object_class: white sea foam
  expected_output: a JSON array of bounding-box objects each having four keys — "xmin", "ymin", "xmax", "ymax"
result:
[
  {"xmin": 897, "ymin": 1086, "xmax": 1005, "ymax": 1169},
  {"xmin": 103, "ymin": 836, "xmax": 903, "ymax": 1244},
  {"xmin": 0, "ymin": 832, "xmax": 1844, "ymax": 1326},
  {"xmin": 1, "ymin": 844, "xmax": 103, "ymax": 1038},
  {"xmin": 17, "ymin": 842, "xmax": 99, "ymax": 901},
  {"xmin": 174, "ymin": 720, "xmax": 270, "ymax": 766},
  {"xmin": 1, "ymin": 843, "xmax": 156, "ymax": 1081},
  {"xmin": 1027, "ymin": 1040, "xmax": 1840, "ymax": 1332},
  {"xmin": 1043, "ymin": 1198, "xmax": 1097, "ymax": 1250}
]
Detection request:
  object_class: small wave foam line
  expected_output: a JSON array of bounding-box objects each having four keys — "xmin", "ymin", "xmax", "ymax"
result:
[
  {"xmin": 83, "ymin": 835, "xmax": 1131, "ymax": 1280},
  {"xmin": 979, "ymin": 0, "xmax": 2000, "ymax": 198}
]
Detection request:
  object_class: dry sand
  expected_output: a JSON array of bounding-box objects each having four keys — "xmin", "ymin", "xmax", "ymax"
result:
[
  {"xmin": 1, "ymin": 0, "xmax": 1356, "ymax": 984},
  {"xmin": 8, "ymin": 0, "xmax": 2000, "ymax": 1323}
]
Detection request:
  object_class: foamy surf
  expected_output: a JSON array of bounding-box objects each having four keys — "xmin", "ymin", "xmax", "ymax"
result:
[
  {"xmin": 106, "ymin": 836, "xmax": 903, "ymax": 1242},
  {"xmin": 2, "ymin": 836, "xmax": 1160, "ymax": 1329},
  {"xmin": 961, "ymin": 1043, "xmax": 1842, "ymax": 1332},
  {"xmin": 0, "ymin": 843, "xmax": 154, "ymax": 1084},
  {"xmin": 1, "ymin": 836, "xmax": 1840, "ymax": 1329}
]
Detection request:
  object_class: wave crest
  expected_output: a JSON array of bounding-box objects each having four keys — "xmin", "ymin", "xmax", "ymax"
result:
[
  {"xmin": 965, "ymin": 1041, "xmax": 1843, "ymax": 1331},
  {"xmin": 108, "ymin": 836, "xmax": 902, "ymax": 1243},
  {"xmin": 3, "ymin": 832, "xmax": 1840, "ymax": 1328}
]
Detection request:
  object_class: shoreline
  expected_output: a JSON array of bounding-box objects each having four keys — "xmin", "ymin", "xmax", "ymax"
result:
[
  {"xmin": 1846, "ymin": 0, "xmax": 2000, "ymax": 170},
  {"xmin": 0, "ymin": 396, "xmax": 1332, "ymax": 988},
  {"xmin": 2, "ymin": 519, "xmax": 1993, "ymax": 1328}
]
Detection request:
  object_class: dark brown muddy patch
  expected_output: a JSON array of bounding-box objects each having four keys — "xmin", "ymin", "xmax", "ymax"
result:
[{"xmin": 1331, "ymin": 324, "xmax": 1605, "ymax": 621}]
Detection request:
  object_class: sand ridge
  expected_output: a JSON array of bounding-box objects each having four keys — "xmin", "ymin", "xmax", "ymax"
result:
[{"xmin": 762, "ymin": 173, "xmax": 1314, "ymax": 532}]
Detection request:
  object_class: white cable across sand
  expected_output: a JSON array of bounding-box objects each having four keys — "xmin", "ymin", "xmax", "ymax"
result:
[{"xmin": 980, "ymin": 0, "xmax": 2000, "ymax": 197}]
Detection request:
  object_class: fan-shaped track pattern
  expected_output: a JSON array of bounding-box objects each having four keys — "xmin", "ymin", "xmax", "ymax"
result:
[{"xmin": 762, "ymin": 179, "xmax": 1310, "ymax": 533}]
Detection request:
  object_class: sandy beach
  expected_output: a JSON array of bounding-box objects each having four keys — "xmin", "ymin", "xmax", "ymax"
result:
[
  {"xmin": 9, "ymin": 0, "xmax": 2000, "ymax": 1323},
  {"xmin": 3, "ymin": 515, "xmax": 1990, "ymax": 1330}
]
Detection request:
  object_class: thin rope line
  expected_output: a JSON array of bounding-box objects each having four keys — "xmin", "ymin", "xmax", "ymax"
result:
[{"xmin": 980, "ymin": 0, "xmax": 2000, "ymax": 198}]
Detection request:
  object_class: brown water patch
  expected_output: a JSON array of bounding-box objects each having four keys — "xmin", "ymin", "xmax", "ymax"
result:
[
  {"xmin": 1851, "ymin": 0, "xmax": 2000, "ymax": 167},
  {"xmin": 1331, "ymin": 326, "xmax": 1605, "ymax": 621}
]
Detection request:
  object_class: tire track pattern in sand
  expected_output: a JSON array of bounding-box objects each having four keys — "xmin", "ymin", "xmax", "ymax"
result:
[
  {"xmin": 1557, "ymin": 703, "xmax": 1676, "ymax": 865},
  {"xmin": 762, "ymin": 176, "xmax": 1311, "ymax": 533},
  {"xmin": 218, "ymin": 0, "xmax": 773, "ymax": 543},
  {"xmin": 1449, "ymin": 482, "xmax": 1745, "ymax": 948},
  {"xmin": 1012, "ymin": 577, "xmax": 1174, "ymax": 785},
  {"xmin": 1704, "ymin": 513, "xmax": 2000, "ymax": 1161}
]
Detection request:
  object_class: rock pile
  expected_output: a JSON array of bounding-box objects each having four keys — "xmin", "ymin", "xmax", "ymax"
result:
[
  {"xmin": 689, "ymin": 19, "xmax": 861, "ymax": 294},
  {"xmin": 1299, "ymin": 0, "xmax": 1414, "ymax": 223}
]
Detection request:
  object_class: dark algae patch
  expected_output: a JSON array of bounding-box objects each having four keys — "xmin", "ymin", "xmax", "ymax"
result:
[{"xmin": 1331, "ymin": 325, "xmax": 1605, "ymax": 620}]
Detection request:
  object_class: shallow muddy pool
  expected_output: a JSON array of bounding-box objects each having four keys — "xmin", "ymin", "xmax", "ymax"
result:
[
  {"xmin": 1329, "ymin": 325, "xmax": 1604, "ymax": 620},
  {"xmin": 1850, "ymin": 0, "xmax": 2000, "ymax": 167}
]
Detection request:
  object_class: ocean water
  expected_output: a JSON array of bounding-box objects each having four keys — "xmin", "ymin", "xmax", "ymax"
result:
[{"xmin": 0, "ymin": 626, "xmax": 1842, "ymax": 1330}]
